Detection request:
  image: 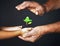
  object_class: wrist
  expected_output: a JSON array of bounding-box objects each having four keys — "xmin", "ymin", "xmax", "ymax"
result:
[
  {"xmin": 15, "ymin": 30, "xmax": 22, "ymax": 36},
  {"xmin": 45, "ymin": 22, "xmax": 60, "ymax": 33},
  {"xmin": 43, "ymin": 0, "xmax": 56, "ymax": 12},
  {"xmin": 37, "ymin": 23, "xmax": 59, "ymax": 35}
]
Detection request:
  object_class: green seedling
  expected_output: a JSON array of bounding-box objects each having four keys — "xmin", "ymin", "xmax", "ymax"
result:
[{"xmin": 23, "ymin": 16, "xmax": 32, "ymax": 25}]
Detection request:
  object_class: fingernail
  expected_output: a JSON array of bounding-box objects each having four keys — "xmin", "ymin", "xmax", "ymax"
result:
[
  {"xmin": 35, "ymin": 12, "xmax": 38, "ymax": 15},
  {"xmin": 15, "ymin": 6, "xmax": 20, "ymax": 10}
]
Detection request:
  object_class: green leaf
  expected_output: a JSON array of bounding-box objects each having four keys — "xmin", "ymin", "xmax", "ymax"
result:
[
  {"xmin": 23, "ymin": 16, "xmax": 32, "ymax": 25},
  {"xmin": 28, "ymin": 22, "xmax": 32, "ymax": 24}
]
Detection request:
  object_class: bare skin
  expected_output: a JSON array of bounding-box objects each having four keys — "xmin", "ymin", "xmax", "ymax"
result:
[
  {"xmin": 18, "ymin": 22, "xmax": 60, "ymax": 42},
  {"xmin": 16, "ymin": 0, "xmax": 60, "ymax": 15},
  {"xmin": 0, "ymin": 26, "xmax": 22, "ymax": 39},
  {"xmin": 0, "ymin": 30, "xmax": 21, "ymax": 39},
  {"xmin": 0, "ymin": 26, "xmax": 32, "ymax": 39},
  {"xmin": 15, "ymin": 0, "xmax": 60, "ymax": 42}
]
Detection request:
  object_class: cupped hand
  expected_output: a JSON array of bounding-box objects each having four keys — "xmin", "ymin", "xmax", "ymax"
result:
[
  {"xmin": 18, "ymin": 26, "xmax": 49, "ymax": 42},
  {"xmin": 16, "ymin": 1, "xmax": 45, "ymax": 15}
]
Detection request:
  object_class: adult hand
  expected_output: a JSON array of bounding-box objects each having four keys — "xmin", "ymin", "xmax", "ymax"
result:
[
  {"xmin": 15, "ymin": 1, "xmax": 45, "ymax": 15},
  {"xmin": 18, "ymin": 26, "xmax": 49, "ymax": 42}
]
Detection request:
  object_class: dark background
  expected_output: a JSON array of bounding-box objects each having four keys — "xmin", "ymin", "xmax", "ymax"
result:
[{"xmin": 0, "ymin": 0, "xmax": 60, "ymax": 46}]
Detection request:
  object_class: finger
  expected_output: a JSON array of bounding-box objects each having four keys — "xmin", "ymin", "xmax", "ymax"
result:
[
  {"xmin": 15, "ymin": 1, "xmax": 30, "ymax": 10},
  {"xmin": 18, "ymin": 36, "xmax": 31, "ymax": 42},
  {"xmin": 18, "ymin": 36, "xmax": 37, "ymax": 42},
  {"xmin": 18, "ymin": 26, "xmax": 22, "ymax": 28},
  {"xmin": 24, "ymin": 27, "xmax": 32, "ymax": 31},
  {"xmin": 2, "ymin": 26, "xmax": 22, "ymax": 31},
  {"xmin": 18, "ymin": 36, "xmax": 25, "ymax": 40},
  {"xmin": 28, "ymin": 6, "xmax": 44, "ymax": 15},
  {"xmin": 35, "ymin": 6, "xmax": 45, "ymax": 15},
  {"xmin": 28, "ymin": 8, "xmax": 39, "ymax": 15}
]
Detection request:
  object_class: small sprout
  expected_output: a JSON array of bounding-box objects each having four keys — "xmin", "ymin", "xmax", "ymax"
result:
[{"xmin": 23, "ymin": 16, "xmax": 32, "ymax": 25}]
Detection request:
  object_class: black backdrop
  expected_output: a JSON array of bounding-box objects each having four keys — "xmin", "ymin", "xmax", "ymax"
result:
[{"xmin": 0, "ymin": 0, "xmax": 60, "ymax": 46}]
